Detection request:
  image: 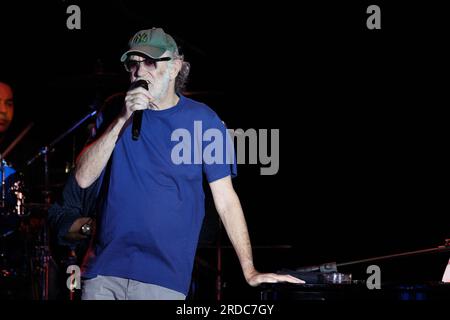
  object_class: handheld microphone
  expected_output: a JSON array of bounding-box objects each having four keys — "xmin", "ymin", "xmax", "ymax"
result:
[{"xmin": 130, "ymin": 79, "xmax": 149, "ymax": 141}]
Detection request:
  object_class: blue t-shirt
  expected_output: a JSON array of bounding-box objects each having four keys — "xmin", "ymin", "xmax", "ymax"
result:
[{"xmin": 83, "ymin": 95, "xmax": 237, "ymax": 295}]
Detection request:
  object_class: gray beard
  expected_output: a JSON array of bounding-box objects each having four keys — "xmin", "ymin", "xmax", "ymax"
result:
[{"xmin": 152, "ymin": 68, "xmax": 171, "ymax": 105}]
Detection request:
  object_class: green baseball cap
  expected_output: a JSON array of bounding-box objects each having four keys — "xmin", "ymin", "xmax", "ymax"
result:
[{"xmin": 120, "ymin": 27, "xmax": 178, "ymax": 62}]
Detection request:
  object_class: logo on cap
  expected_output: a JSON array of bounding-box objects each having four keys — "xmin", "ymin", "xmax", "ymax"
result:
[{"xmin": 132, "ymin": 32, "xmax": 148, "ymax": 45}]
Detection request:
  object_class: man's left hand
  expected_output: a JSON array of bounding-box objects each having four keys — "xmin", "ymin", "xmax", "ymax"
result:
[{"xmin": 245, "ymin": 270, "xmax": 305, "ymax": 287}]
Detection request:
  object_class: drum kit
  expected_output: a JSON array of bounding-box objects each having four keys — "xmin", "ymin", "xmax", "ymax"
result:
[{"xmin": 0, "ymin": 124, "xmax": 57, "ymax": 299}]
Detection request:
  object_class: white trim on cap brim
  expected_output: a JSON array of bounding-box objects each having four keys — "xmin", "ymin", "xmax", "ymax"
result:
[{"xmin": 120, "ymin": 47, "xmax": 166, "ymax": 62}]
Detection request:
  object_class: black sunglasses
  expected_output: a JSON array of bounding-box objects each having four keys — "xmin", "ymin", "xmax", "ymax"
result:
[{"xmin": 124, "ymin": 57, "xmax": 172, "ymax": 72}]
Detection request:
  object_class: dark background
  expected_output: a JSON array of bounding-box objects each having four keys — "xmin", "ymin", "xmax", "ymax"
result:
[{"xmin": 0, "ymin": 1, "xmax": 448, "ymax": 299}]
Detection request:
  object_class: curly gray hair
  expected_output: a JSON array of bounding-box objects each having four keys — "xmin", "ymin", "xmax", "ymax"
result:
[{"xmin": 172, "ymin": 52, "xmax": 190, "ymax": 94}]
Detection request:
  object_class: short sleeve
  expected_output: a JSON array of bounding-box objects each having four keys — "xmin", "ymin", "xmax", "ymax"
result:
[{"xmin": 202, "ymin": 114, "xmax": 237, "ymax": 183}]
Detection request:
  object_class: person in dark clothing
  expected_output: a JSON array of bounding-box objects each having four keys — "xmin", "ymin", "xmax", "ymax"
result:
[{"xmin": 47, "ymin": 93, "xmax": 124, "ymax": 259}]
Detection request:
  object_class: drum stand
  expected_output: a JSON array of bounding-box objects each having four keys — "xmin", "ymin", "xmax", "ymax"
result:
[{"xmin": 32, "ymin": 223, "xmax": 51, "ymax": 300}]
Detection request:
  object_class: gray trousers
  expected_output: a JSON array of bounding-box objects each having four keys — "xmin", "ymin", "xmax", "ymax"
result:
[{"xmin": 81, "ymin": 275, "xmax": 186, "ymax": 300}]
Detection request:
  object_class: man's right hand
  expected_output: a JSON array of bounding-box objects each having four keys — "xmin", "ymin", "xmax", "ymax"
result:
[{"xmin": 122, "ymin": 86, "xmax": 154, "ymax": 120}]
